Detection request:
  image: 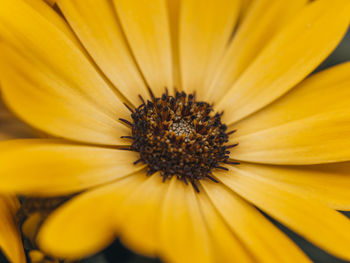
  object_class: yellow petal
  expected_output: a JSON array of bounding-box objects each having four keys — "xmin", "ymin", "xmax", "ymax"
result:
[
  {"xmin": 235, "ymin": 62, "xmax": 350, "ymax": 136},
  {"xmin": 179, "ymin": 0, "xmax": 240, "ymax": 98},
  {"xmin": 235, "ymin": 162, "xmax": 350, "ymax": 211},
  {"xmin": 38, "ymin": 173, "xmax": 146, "ymax": 259},
  {"xmin": 114, "ymin": 0, "xmax": 173, "ymax": 96},
  {"xmin": 219, "ymin": 166, "xmax": 350, "ymax": 261},
  {"xmin": 0, "ymin": 195, "xmax": 26, "ymax": 263},
  {"xmin": 202, "ymin": 181, "xmax": 310, "ymax": 263},
  {"xmin": 232, "ymin": 62, "xmax": 350, "ymax": 164},
  {"xmin": 0, "ymin": 0, "xmax": 130, "ymax": 145},
  {"xmin": 22, "ymin": 212, "xmax": 43, "ymax": 243},
  {"xmin": 218, "ymin": 0, "xmax": 350, "ymax": 124},
  {"xmin": 112, "ymin": 174, "xmax": 168, "ymax": 257},
  {"xmin": 197, "ymin": 191, "xmax": 255, "ymax": 263},
  {"xmin": 166, "ymin": 0, "xmax": 181, "ymax": 89},
  {"xmin": 43, "ymin": 0, "xmax": 55, "ymax": 6},
  {"xmin": 0, "ymin": 139, "xmax": 142, "ymax": 196},
  {"xmin": 21, "ymin": 0, "xmax": 77, "ymax": 42},
  {"xmin": 57, "ymin": 0, "xmax": 150, "ymax": 106},
  {"xmin": 159, "ymin": 178, "xmax": 213, "ymax": 263},
  {"xmin": 239, "ymin": 0, "xmax": 252, "ymax": 19},
  {"xmin": 204, "ymin": 0, "xmax": 307, "ymax": 102},
  {"xmin": 28, "ymin": 250, "xmax": 45, "ymax": 263}
]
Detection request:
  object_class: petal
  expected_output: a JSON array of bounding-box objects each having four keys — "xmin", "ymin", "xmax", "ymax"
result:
[
  {"xmin": 231, "ymin": 62, "xmax": 350, "ymax": 164},
  {"xmin": 217, "ymin": 0, "xmax": 350, "ymax": 124},
  {"xmin": 57, "ymin": 0, "xmax": 150, "ymax": 105},
  {"xmin": 0, "ymin": 0, "xmax": 130, "ymax": 145},
  {"xmin": 204, "ymin": 0, "xmax": 307, "ymax": 102},
  {"xmin": 114, "ymin": 0, "xmax": 173, "ymax": 96},
  {"xmin": 166, "ymin": 0, "xmax": 181, "ymax": 89},
  {"xmin": 159, "ymin": 178, "xmax": 213, "ymax": 263},
  {"xmin": 179, "ymin": 0, "xmax": 240, "ymax": 98},
  {"xmin": 239, "ymin": 0, "xmax": 252, "ymax": 18},
  {"xmin": 22, "ymin": 212, "xmax": 43, "ymax": 243},
  {"xmin": 201, "ymin": 181, "xmax": 310, "ymax": 263},
  {"xmin": 235, "ymin": 162, "xmax": 350, "ymax": 211},
  {"xmin": 21, "ymin": 0, "xmax": 77, "ymax": 41},
  {"xmin": 28, "ymin": 250, "xmax": 46, "ymax": 263},
  {"xmin": 219, "ymin": 166, "xmax": 350, "ymax": 261},
  {"xmin": 0, "ymin": 195, "xmax": 26, "ymax": 263},
  {"xmin": 38, "ymin": 174, "xmax": 146, "ymax": 259},
  {"xmin": 43, "ymin": 0, "xmax": 55, "ymax": 6},
  {"xmin": 197, "ymin": 191, "xmax": 255, "ymax": 263},
  {"xmin": 0, "ymin": 139, "xmax": 142, "ymax": 196},
  {"xmin": 113, "ymin": 174, "xmax": 169, "ymax": 257}
]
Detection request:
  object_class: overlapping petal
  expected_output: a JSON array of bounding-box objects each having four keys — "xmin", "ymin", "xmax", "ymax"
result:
[
  {"xmin": 38, "ymin": 175, "xmax": 213, "ymax": 263},
  {"xmin": 159, "ymin": 178, "xmax": 213, "ymax": 263},
  {"xmin": 204, "ymin": 0, "xmax": 307, "ymax": 102},
  {"xmin": 22, "ymin": 0, "xmax": 76, "ymax": 41},
  {"xmin": 197, "ymin": 192, "xmax": 255, "ymax": 263},
  {"xmin": 201, "ymin": 181, "xmax": 310, "ymax": 263},
  {"xmin": 219, "ymin": 166, "xmax": 350, "ymax": 261},
  {"xmin": 231, "ymin": 62, "xmax": 350, "ymax": 164},
  {"xmin": 57, "ymin": 0, "xmax": 150, "ymax": 106},
  {"xmin": 114, "ymin": 0, "xmax": 173, "ymax": 96},
  {"xmin": 114, "ymin": 174, "xmax": 169, "ymax": 258},
  {"xmin": 217, "ymin": 0, "xmax": 350, "ymax": 124},
  {"xmin": 38, "ymin": 174, "xmax": 147, "ymax": 259},
  {"xmin": 0, "ymin": 139, "xmax": 142, "ymax": 196},
  {"xmin": 179, "ymin": 0, "xmax": 240, "ymax": 98},
  {"xmin": 232, "ymin": 162, "xmax": 350, "ymax": 210},
  {"xmin": 0, "ymin": 0, "xmax": 130, "ymax": 145}
]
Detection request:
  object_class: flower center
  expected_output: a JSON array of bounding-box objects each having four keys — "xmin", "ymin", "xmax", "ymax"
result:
[{"xmin": 120, "ymin": 90, "xmax": 238, "ymax": 191}]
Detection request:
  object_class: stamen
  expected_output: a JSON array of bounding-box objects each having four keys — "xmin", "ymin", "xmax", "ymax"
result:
[
  {"xmin": 138, "ymin": 95, "xmax": 145, "ymax": 104},
  {"xmin": 226, "ymin": 143, "xmax": 239, "ymax": 149},
  {"xmin": 224, "ymin": 160, "xmax": 240, "ymax": 165},
  {"xmin": 120, "ymin": 136, "xmax": 134, "ymax": 140},
  {"xmin": 215, "ymin": 166, "xmax": 229, "ymax": 171},
  {"xmin": 133, "ymin": 159, "xmax": 142, "ymax": 165},
  {"xmin": 123, "ymin": 103, "xmax": 134, "ymax": 113},
  {"xmin": 190, "ymin": 180, "xmax": 200, "ymax": 193},
  {"xmin": 146, "ymin": 85, "xmax": 156, "ymax": 102},
  {"xmin": 119, "ymin": 118, "xmax": 133, "ymax": 127},
  {"xmin": 206, "ymin": 175, "xmax": 219, "ymax": 183},
  {"xmin": 226, "ymin": 130, "xmax": 237, "ymax": 136}
]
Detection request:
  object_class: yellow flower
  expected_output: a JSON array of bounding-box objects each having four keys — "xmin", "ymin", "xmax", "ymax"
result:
[{"xmin": 0, "ymin": 0, "xmax": 350, "ymax": 262}]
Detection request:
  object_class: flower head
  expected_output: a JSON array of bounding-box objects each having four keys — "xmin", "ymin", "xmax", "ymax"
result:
[{"xmin": 0, "ymin": 0, "xmax": 350, "ymax": 262}]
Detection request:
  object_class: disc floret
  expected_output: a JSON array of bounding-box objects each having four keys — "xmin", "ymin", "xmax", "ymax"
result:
[{"xmin": 121, "ymin": 90, "xmax": 238, "ymax": 191}]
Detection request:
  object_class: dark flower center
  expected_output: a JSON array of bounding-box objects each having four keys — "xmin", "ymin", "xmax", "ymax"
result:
[{"xmin": 120, "ymin": 90, "xmax": 238, "ymax": 192}]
